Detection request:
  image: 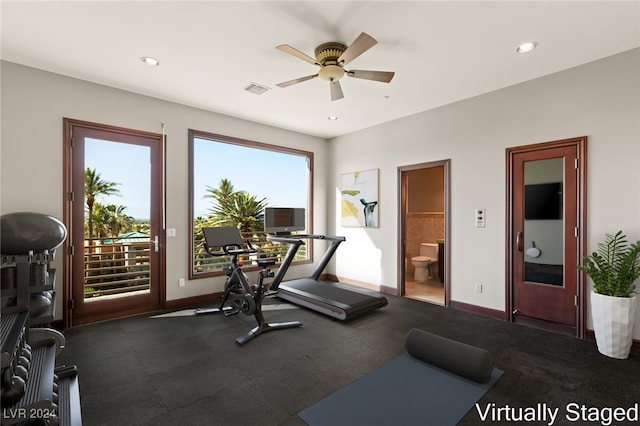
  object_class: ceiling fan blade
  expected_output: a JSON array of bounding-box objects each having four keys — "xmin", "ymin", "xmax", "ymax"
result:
[
  {"xmin": 276, "ymin": 74, "xmax": 318, "ymax": 88},
  {"xmin": 338, "ymin": 32, "xmax": 377, "ymax": 65},
  {"xmin": 346, "ymin": 70, "xmax": 395, "ymax": 83},
  {"xmin": 276, "ymin": 44, "xmax": 319, "ymax": 66},
  {"xmin": 330, "ymin": 80, "xmax": 344, "ymax": 101}
]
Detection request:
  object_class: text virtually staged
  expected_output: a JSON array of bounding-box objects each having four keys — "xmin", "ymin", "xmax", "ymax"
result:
[{"xmin": 475, "ymin": 402, "xmax": 639, "ymax": 425}]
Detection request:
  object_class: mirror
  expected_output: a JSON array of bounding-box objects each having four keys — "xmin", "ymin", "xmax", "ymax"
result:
[{"xmin": 523, "ymin": 158, "xmax": 564, "ymax": 286}]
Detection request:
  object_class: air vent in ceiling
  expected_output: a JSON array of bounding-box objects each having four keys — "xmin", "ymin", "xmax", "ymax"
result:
[{"xmin": 243, "ymin": 82, "xmax": 271, "ymax": 95}]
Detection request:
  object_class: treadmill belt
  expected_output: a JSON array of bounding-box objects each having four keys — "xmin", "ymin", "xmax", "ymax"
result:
[{"xmin": 278, "ymin": 279, "xmax": 387, "ymax": 320}]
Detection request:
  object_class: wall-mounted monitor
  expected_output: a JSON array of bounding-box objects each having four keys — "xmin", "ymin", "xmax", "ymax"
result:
[
  {"xmin": 525, "ymin": 182, "xmax": 562, "ymax": 220},
  {"xmin": 264, "ymin": 207, "xmax": 306, "ymax": 234}
]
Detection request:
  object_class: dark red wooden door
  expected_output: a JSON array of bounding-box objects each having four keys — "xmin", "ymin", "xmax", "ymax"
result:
[{"xmin": 512, "ymin": 145, "xmax": 578, "ymax": 326}]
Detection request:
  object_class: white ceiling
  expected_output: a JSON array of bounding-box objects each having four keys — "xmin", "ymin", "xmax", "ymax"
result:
[{"xmin": 2, "ymin": 1, "xmax": 639, "ymax": 139}]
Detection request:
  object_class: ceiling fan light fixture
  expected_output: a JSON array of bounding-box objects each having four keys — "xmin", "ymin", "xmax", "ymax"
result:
[
  {"xmin": 516, "ymin": 42, "xmax": 537, "ymax": 53},
  {"xmin": 275, "ymin": 32, "xmax": 393, "ymax": 101},
  {"xmin": 140, "ymin": 56, "xmax": 160, "ymax": 66},
  {"xmin": 318, "ymin": 64, "xmax": 345, "ymax": 82}
]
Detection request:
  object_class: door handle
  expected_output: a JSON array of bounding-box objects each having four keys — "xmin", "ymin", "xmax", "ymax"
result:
[
  {"xmin": 153, "ymin": 235, "xmax": 159, "ymax": 252},
  {"xmin": 516, "ymin": 231, "xmax": 523, "ymax": 252}
]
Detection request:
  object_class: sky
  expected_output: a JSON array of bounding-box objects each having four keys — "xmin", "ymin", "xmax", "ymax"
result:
[
  {"xmin": 85, "ymin": 137, "xmax": 308, "ymax": 220},
  {"xmin": 85, "ymin": 138, "xmax": 150, "ymax": 219},
  {"xmin": 192, "ymin": 138, "xmax": 308, "ymax": 218}
]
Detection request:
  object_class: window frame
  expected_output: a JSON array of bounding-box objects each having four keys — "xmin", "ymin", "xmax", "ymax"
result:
[{"xmin": 188, "ymin": 129, "xmax": 314, "ymax": 279}]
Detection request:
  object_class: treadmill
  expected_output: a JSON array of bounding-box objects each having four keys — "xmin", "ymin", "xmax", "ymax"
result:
[{"xmin": 268, "ymin": 234, "xmax": 388, "ymax": 320}]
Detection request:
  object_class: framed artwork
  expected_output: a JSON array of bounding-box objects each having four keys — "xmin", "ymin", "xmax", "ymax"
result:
[{"xmin": 341, "ymin": 169, "xmax": 379, "ymax": 227}]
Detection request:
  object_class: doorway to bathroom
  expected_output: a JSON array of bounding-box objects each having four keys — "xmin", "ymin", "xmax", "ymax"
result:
[{"xmin": 398, "ymin": 160, "xmax": 450, "ymax": 306}]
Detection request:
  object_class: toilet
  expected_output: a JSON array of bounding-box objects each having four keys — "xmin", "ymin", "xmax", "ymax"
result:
[{"xmin": 411, "ymin": 243, "xmax": 439, "ymax": 282}]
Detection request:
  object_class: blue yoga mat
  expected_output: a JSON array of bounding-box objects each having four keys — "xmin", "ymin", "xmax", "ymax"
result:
[{"xmin": 298, "ymin": 353, "xmax": 503, "ymax": 426}]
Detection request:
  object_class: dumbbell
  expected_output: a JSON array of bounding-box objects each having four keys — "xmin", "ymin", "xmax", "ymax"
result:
[
  {"xmin": 21, "ymin": 343, "xmax": 32, "ymax": 361},
  {"xmin": 18, "ymin": 355, "xmax": 30, "ymax": 370},
  {"xmin": 1, "ymin": 372, "xmax": 26, "ymax": 406},
  {"xmin": 14, "ymin": 364, "xmax": 28, "ymax": 382}
]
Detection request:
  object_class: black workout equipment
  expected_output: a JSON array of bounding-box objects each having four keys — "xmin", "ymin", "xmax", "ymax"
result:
[
  {"xmin": 267, "ymin": 234, "xmax": 388, "ymax": 320},
  {"xmin": 405, "ymin": 328, "xmax": 494, "ymax": 383},
  {"xmin": 196, "ymin": 227, "xmax": 302, "ymax": 345},
  {"xmin": 0, "ymin": 212, "xmax": 67, "ymax": 255}
]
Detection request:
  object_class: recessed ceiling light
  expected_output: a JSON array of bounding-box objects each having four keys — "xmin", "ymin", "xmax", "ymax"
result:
[
  {"xmin": 328, "ymin": 116, "xmax": 338, "ymax": 121},
  {"xmin": 141, "ymin": 56, "xmax": 160, "ymax": 66},
  {"xmin": 516, "ymin": 42, "xmax": 537, "ymax": 54}
]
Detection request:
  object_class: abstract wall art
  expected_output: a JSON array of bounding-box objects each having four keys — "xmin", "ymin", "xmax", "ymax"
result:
[{"xmin": 341, "ymin": 169, "xmax": 379, "ymax": 227}]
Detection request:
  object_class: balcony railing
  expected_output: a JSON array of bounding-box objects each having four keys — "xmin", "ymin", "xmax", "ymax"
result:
[
  {"xmin": 84, "ymin": 231, "xmax": 309, "ymax": 297},
  {"xmin": 84, "ymin": 237, "xmax": 150, "ymax": 299},
  {"xmin": 192, "ymin": 231, "xmax": 308, "ymax": 275}
]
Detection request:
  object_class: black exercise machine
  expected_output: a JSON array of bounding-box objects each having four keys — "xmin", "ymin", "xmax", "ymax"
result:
[
  {"xmin": 267, "ymin": 234, "xmax": 388, "ymax": 320},
  {"xmin": 195, "ymin": 226, "xmax": 302, "ymax": 345}
]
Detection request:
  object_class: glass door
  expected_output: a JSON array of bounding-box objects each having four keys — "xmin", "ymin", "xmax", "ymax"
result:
[
  {"xmin": 66, "ymin": 120, "xmax": 164, "ymax": 324},
  {"xmin": 512, "ymin": 145, "xmax": 578, "ymax": 327}
]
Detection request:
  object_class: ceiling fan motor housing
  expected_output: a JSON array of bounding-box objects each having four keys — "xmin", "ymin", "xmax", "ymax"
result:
[{"xmin": 315, "ymin": 42, "xmax": 347, "ymax": 81}]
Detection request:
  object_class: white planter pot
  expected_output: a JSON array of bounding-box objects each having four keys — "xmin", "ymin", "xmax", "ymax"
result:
[{"xmin": 591, "ymin": 291, "xmax": 637, "ymax": 359}]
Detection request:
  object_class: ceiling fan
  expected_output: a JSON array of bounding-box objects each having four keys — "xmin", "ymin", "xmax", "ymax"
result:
[{"xmin": 275, "ymin": 32, "xmax": 395, "ymax": 101}]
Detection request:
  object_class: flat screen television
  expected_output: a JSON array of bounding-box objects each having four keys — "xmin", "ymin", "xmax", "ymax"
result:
[
  {"xmin": 525, "ymin": 182, "xmax": 562, "ymax": 220},
  {"xmin": 264, "ymin": 207, "xmax": 305, "ymax": 234}
]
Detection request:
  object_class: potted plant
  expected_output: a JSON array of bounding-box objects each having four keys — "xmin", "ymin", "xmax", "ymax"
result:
[{"xmin": 577, "ymin": 231, "xmax": 640, "ymax": 359}]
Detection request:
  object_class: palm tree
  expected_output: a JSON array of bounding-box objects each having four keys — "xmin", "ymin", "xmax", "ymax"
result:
[
  {"xmin": 89, "ymin": 204, "xmax": 111, "ymax": 239},
  {"xmin": 224, "ymin": 192, "xmax": 269, "ymax": 232},
  {"xmin": 85, "ymin": 167, "xmax": 121, "ymax": 240},
  {"xmin": 103, "ymin": 204, "xmax": 134, "ymax": 238},
  {"xmin": 204, "ymin": 179, "xmax": 268, "ymax": 232},
  {"xmin": 204, "ymin": 178, "xmax": 235, "ymax": 219},
  {"xmin": 196, "ymin": 180, "xmax": 269, "ymax": 272}
]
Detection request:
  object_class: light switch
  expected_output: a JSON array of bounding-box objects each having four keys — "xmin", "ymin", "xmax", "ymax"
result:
[
  {"xmin": 475, "ymin": 209, "xmax": 486, "ymax": 228},
  {"xmin": 167, "ymin": 228, "xmax": 176, "ymax": 237}
]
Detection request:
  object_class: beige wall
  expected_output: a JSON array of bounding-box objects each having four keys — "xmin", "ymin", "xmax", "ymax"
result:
[
  {"xmin": 3, "ymin": 48, "xmax": 639, "ymax": 339},
  {"xmin": 328, "ymin": 48, "xmax": 640, "ymax": 338},
  {"xmin": 0, "ymin": 61, "xmax": 329, "ymax": 317}
]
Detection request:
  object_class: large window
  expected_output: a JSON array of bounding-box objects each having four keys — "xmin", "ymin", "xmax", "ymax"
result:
[{"xmin": 189, "ymin": 130, "xmax": 313, "ymax": 278}]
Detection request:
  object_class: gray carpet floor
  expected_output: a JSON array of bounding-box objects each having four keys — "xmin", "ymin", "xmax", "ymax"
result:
[{"xmin": 57, "ymin": 290, "xmax": 640, "ymax": 425}]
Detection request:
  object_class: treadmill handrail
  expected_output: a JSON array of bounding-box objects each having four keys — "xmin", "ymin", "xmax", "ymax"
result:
[
  {"xmin": 266, "ymin": 236, "xmax": 304, "ymax": 291},
  {"xmin": 266, "ymin": 233, "xmax": 346, "ymax": 286},
  {"xmin": 266, "ymin": 235, "xmax": 304, "ymax": 244},
  {"xmin": 302, "ymin": 235, "xmax": 345, "ymax": 280},
  {"xmin": 295, "ymin": 234, "xmax": 346, "ymax": 243}
]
